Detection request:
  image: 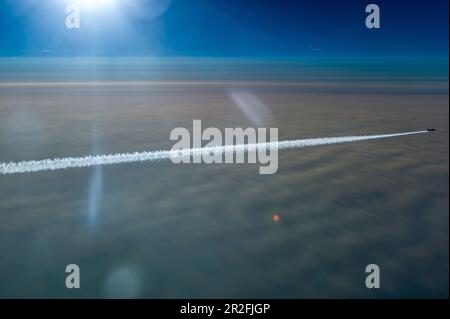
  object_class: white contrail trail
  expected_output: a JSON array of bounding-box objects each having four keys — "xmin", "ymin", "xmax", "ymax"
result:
[{"xmin": 0, "ymin": 130, "xmax": 429, "ymax": 175}]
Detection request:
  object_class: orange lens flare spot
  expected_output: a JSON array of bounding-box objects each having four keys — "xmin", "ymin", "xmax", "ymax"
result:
[{"xmin": 272, "ymin": 214, "xmax": 281, "ymax": 222}]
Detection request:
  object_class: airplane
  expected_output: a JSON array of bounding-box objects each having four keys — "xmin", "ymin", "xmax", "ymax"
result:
[{"xmin": 427, "ymin": 128, "xmax": 436, "ymax": 132}]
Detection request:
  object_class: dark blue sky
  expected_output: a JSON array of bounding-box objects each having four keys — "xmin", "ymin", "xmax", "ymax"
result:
[{"xmin": 0, "ymin": 0, "xmax": 448, "ymax": 57}]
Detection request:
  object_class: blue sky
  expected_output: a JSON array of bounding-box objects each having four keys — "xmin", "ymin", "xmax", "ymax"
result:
[{"xmin": 0, "ymin": 0, "xmax": 448, "ymax": 57}]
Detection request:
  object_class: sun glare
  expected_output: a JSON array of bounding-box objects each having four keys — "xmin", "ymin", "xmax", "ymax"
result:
[{"xmin": 73, "ymin": 0, "xmax": 118, "ymax": 9}]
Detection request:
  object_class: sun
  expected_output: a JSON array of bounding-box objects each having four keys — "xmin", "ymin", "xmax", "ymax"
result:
[{"xmin": 72, "ymin": 0, "xmax": 118, "ymax": 9}]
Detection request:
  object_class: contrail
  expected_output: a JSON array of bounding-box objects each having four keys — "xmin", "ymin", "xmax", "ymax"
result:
[{"xmin": 0, "ymin": 130, "xmax": 429, "ymax": 175}]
